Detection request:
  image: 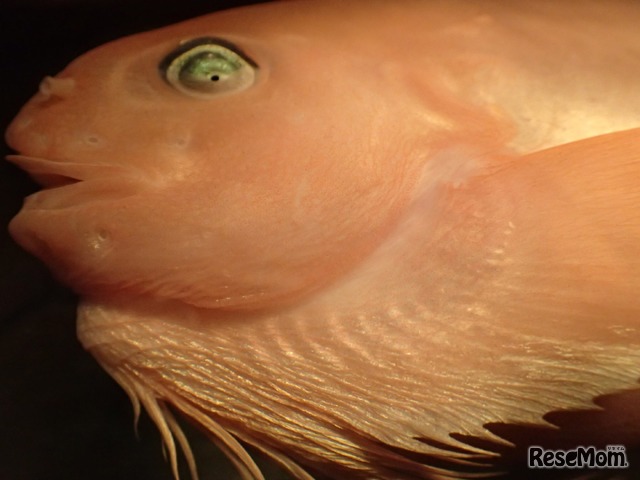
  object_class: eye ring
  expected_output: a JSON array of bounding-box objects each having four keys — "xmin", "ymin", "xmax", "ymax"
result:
[{"xmin": 160, "ymin": 37, "xmax": 258, "ymax": 98}]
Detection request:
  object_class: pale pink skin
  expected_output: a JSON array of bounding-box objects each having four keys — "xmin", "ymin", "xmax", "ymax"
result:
[{"xmin": 5, "ymin": 1, "xmax": 640, "ymax": 479}]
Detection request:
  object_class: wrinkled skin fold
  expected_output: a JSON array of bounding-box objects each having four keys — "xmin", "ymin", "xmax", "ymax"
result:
[{"xmin": 5, "ymin": 1, "xmax": 640, "ymax": 479}]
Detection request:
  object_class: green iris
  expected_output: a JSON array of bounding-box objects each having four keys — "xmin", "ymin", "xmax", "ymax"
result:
[{"xmin": 162, "ymin": 38, "xmax": 257, "ymax": 97}]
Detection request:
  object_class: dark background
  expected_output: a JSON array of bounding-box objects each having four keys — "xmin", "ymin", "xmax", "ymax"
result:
[{"xmin": 1, "ymin": 2, "xmax": 639, "ymax": 480}]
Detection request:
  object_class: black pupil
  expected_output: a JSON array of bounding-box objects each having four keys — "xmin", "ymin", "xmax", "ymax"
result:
[{"xmin": 210, "ymin": 75, "xmax": 220, "ymax": 82}]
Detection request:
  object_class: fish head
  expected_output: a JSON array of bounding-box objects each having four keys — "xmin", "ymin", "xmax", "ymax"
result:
[{"xmin": 6, "ymin": 2, "xmax": 443, "ymax": 309}]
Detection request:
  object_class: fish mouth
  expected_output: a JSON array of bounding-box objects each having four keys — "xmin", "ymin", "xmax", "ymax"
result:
[
  {"xmin": 7, "ymin": 154, "xmax": 120, "ymax": 189},
  {"xmin": 7, "ymin": 154, "xmax": 141, "ymax": 210}
]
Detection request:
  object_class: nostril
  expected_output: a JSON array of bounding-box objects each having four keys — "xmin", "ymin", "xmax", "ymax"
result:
[{"xmin": 38, "ymin": 76, "xmax": 76, "ymax": 99}]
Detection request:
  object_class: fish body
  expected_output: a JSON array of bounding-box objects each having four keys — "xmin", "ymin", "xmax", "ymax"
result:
[{"xmin": 5, "ymin": 1, "xmax": 640, "ymax": 479}]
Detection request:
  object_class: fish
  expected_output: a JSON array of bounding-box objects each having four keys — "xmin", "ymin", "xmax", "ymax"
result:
[{"xmin": 4, "ymin": 0, "xmax": 640, "ymax": 478}]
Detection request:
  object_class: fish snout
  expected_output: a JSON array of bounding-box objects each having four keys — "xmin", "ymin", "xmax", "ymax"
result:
[
  {"xmin": 5, "ymin": 74, "xmax": 110, "ymax": 161},
  {"xmin": 5, "ymin": 75, "xmax": 77, "ymax": 156}
]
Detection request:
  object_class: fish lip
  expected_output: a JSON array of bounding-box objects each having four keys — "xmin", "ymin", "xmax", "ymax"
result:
[{"xmin": 7, "ymin": 154, "xmax": 126, "ymax": 189}]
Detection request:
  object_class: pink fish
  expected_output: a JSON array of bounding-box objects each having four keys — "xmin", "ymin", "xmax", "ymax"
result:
[{"xmin": 5, "ymin": 1, "xmax": 640, "ymax": 479}]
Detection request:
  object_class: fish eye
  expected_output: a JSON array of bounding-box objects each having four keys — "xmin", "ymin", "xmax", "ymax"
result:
[{"xmin": 161, "ymin": 37, "xmax": 257, "ymax": 97}]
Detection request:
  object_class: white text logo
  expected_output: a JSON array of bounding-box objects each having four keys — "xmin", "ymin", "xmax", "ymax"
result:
[{"xmin": 528, "ymin": 445, "xmax": 628, "ymax": 469}]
